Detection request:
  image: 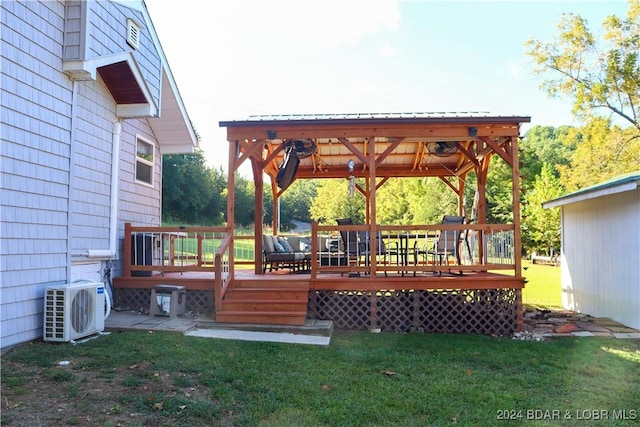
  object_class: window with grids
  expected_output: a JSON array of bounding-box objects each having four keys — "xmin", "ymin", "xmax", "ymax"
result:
[{"xmin": 135, "ymin": 138, "xmax": 154, "ymax": 185}]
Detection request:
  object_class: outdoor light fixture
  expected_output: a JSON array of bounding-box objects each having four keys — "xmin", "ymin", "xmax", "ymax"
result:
[
  {"xmin": 267, "ymin": 130, "xmax": 277, "ymax": 139},
  {"xmin": 468, "ymin": 127, "xmax": 478, "ymax": 137}
]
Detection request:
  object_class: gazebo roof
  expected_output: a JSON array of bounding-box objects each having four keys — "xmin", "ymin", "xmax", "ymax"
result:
[{"xmin": 219, "ymin": 112, "xmax": 531, "ymax": 181}]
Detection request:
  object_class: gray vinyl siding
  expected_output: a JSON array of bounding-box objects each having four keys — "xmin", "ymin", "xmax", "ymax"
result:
[
  {"xmin": 1, "ymin": 0, "xmax": 166, "ymax": 348},
  {"xmin": 1, "ymin": 0, "xmax": 71, "ymax": 347},
  {"xmin": 86, "ymin": 1, "xmax": 162, "ymax": 108},
  {"xmin": 69, "ymin": 78, "xmax": 116, "ymax": 254},
  {"xmin": 63, "ymin": 0, "xmax": 83, "ymax": 60}
]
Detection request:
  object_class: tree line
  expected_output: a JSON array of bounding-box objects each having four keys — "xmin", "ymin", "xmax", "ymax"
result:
[{"xmin": 162, "ymin": 0, "xmax": 639, "ymax": 256}]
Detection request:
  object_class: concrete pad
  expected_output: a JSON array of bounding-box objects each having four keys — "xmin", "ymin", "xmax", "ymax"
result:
[
  {"xmin": 571, "ymin": 331, "xmax": 595, "ymax": 337},
  {"xmin": 612, "ymin": 332, "xmax": 640, "ymax": 339},
  {"xmin": 186, "ymin": 328, "xmax": 331, "ymax": 346}
]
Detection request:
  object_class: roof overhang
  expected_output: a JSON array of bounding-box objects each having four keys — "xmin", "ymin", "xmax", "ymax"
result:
[
  {"xmin": 64, "ymin": 51, "xmax": 196, "ymax": 154},
  {"xmin": 63, "ymin": 52, "xmax": 159, "ymax": 118},
  {"xmin": 220, "ymin": 113, "xmax": 531, "ymax": 181},
  {"xmin": 543, "ymin": 172, "xmax": 640, "ymax": 208},
  {"xmin": 148, "ymin": 71, "xmax": 198, "ymax": 154}
]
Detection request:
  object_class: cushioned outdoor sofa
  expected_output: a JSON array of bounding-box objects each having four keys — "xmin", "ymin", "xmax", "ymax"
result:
[{"xmin": 262, "ymin": 235, "xmax": 311, "ymax": 273}]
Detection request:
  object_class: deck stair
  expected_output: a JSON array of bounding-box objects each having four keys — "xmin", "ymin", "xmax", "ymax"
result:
[{"xmin": 215, "ymin": 279, "xmax": 309, "ymax": 326}]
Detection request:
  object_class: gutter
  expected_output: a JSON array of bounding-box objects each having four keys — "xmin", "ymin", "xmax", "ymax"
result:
[{"xmin": 87, "ymin": 120, "xmax": 121, "ymax": 258}]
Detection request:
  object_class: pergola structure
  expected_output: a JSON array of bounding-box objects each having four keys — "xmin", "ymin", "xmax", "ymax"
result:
[
  {"xmin": 219, "ymin": 112, "xmax": 530, "ymax": 274},
  {"xmin": 116, "ymin": 112, "xmax": 532, "ymax": 334}
]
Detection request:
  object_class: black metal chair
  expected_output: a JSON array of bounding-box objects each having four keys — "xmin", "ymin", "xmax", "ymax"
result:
[{"xmin": 415, "ymin": 215, "xmax": 465, "ymax": 276}]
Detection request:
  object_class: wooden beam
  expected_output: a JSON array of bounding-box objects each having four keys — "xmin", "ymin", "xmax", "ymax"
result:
[
  {"xmin": 339, "ymin": 137, "xmax": 369, "ymax": 167},
  {"xmin": 439, "ymin": 176, "xmax": 459, "ymax": 194},
  {"xmin": 235, "ymin": 139, "xmax": 264, "ymax": 171},
  {"xmin": 375, "ymin": 176, "xmax": 389, "ymax": 190},
  {"xmin": 225, "ymin": 123, "xmax": 523, "ymax": 141},
  {"xmin": 262, "ymin": 143, "xmax": 285, "ymax": 170},
  {"xmin": 375, "ymin": 137, "xmax": 405, "ymax": 168},
  {"xmin": 479, "ymin": 136, "xmax": 512, "ymax": 166}
]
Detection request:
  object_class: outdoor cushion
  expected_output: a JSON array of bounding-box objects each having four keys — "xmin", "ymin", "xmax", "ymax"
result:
[
  {"xmin": 263, "ymin": 234, "xmax": 276, "ymax": 253},
  {"xmin": 279, "ymin": 237, "xmax": 294, "ymax": 252},
  {"xmin": 274, "ymin": 241, "xmax": 286, "ymax": 252}
]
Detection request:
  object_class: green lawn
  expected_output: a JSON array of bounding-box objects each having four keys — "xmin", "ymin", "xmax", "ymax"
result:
[
  {"xmin": 521, "ymin": 261, "xmax": 563, "ymax": 309},
  {"xmin": 2, "ymin": 330, "xmax": 638, "ymax": 426},
  {"xmin": 4, "ymin": 260, "xmax": 636, "ymax": 427}
]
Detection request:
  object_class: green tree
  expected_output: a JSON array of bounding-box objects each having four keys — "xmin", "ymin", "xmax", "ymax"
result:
[
  {"xmin": 309, "ymin": 179, "xmax": 365, "ymax": 224},
  {"xmin": 558, "ymin": 117, "xmax": 640, "ymax": 191},
  {"xmin": 279, "ymin": 179, "xmax": 318, "ymax": 229},
  {"xmin": 526, "ymin": 0, "xmax": 640, "ymax": 130},
  {"xmin": 233, "ymin": 175, "xmax": 256, "ymax": 227},
  {"xmin": 519, "ymin": 125, "xmax": 578, "ymax": 190},
  {"xmin": 522, "ymin": 164, "xmax": 564, "ymax": 256},
  {"xmin": 162, "ymin": 151, "xmax": 218, "ymax": 225}
]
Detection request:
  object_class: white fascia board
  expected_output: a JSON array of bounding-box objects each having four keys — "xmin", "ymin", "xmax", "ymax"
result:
[{"xmin": 543, "ymin": 182, "xmax": 638, "ymax": 209}]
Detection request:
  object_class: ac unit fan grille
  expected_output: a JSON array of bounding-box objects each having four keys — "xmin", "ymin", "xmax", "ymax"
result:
[{"xmin": 71, "ymin": 289, "xmax": 94, "ymax": 334}]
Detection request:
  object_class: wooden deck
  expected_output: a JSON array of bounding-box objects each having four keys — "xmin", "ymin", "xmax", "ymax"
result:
[
  {"xmin": 113, "ymin": 269, "xmax": 525, "ymax": 291},
  {"xmin": 115, "ymin": 224, "xmax": 525, "ymax": 333}
]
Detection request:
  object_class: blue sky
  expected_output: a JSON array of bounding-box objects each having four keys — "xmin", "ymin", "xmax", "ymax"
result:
[{"xmin": 144, "ymin": 0, "xmax": 628, "ymax": 169}]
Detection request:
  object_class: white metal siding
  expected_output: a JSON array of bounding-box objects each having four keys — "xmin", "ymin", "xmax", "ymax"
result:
[
  {"xmin": 1, "ymin": 0, "xmax": 71, "ymax": 348},
  {"xmin": 560, "ymin": 190, "xmax": 640, "ymax": 329}
]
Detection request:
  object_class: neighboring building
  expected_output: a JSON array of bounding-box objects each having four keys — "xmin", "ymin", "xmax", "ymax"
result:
[
  {"xmin": 543, "ymin": 172, "xmax": 640, "ymax": 330},
  {"xmin": 1, "ymin": 0, "xmax": 197, "ymax": 348}
]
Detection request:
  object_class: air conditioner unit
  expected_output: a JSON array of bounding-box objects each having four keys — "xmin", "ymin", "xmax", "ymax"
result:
[{"xmin": 43, "ymin": 282, "xmax": 110, "ymax": 342}]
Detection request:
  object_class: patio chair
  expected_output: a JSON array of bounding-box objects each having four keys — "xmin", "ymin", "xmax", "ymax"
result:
[
  {"xmin": 416, "ymin": 215, "xmax": 465, "ymax": 276},
  {"xmin": 336, "ymin": 218, "xmax": 368, "ymax": 276},
  {"xmin": 358, "ymin": 230, "xmax": 389, "ymax": 277}
]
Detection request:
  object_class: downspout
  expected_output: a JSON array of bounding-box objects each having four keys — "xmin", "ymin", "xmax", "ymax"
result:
[{"xmin": 87, "ymin": 119, "xmax": 121, "ymax": 258}]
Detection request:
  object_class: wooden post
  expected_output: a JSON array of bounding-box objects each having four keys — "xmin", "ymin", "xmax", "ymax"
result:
[
  {"xmin": 123, "ymin": 222, "xmax": 131, "ymax": 277},
  {"xmin": 311, "ymin": 221, "xmax": 318, "ymax": 280},
  {"xmin": 252, "ymin": 157, "xmax": 264, "ymax": 274},
  {"xmin": 272, "ymin": 183, "xmax": 279, "ymax": 235},
  {"xmin": 368, "ymin": 135, "xmax": 377, "ymax": 277},
  {"xmin": 227, "ymin": 140, "xmax": 238, "ymax": 279},
  {"xmin": 511, "ymin": 136, "xmax": 524, "ymax": 332},
  {"xmin": 511, "ymin": 136, "xmax": 522, "ymax": 278},
  {"xmin": 197, "ymin": 234, "xmax": 203, "ymax": 267}
]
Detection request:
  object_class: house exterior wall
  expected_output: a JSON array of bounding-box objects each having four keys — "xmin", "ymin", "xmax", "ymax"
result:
[
  {"xmin": 1, "ymin": 0, "xmax": 165, "ymax": 349},
  {"xmin": 84, "ymin": 0, "xmax": 162, "ymax": 108},
  {"xmin": 560, "ymin": 190, "xmax": 640, "ymax": 329}
]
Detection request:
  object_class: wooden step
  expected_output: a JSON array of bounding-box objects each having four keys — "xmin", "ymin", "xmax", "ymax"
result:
[
  {"xmin": 215, "ymin": 310, "xmax": 307, "ymax": 326},
  {"xmin": 232, "ymin": 280, "xmax": 308, "ymax": 289},
  {"xmin": 221, "ymin": 300, "xmax": 307, "ymax": 312},
  {"xmin": 217, "ymin": 281, "xmax": 310, "ymax": 326},
  {"xmin": 224, "ymin": 288, "xmax": 308, "ymax": 301}
]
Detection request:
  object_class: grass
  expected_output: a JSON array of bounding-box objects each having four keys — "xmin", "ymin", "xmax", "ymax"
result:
[
  {"xmin": 3, "ymin": 261, "xmax": 637, "ymax": 426},
  {"xmin": 2, "ymin": 331, "xmax": 638, "ymax": 426},
  {"xmin": 521, "ymin": 261, "xmax": 563, "ymax": 308}
]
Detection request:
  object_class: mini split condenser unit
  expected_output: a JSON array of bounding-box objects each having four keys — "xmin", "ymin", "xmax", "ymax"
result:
[{"xmin": 43, "ymin": 282, "xmax": 111, "ymax": 342}]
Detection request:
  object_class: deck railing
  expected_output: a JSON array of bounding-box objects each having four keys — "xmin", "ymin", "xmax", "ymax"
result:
[
  {"xmin": 122, "ymin": 222, "xmax": 518, "ymax": 280},
  {"xmin": 310, "ymin": 223, "xmax": 517, "ymax": 278},
  {"xmin": 123, "ymin": 223, "xmax": 227, "ymax": 276},
  {"xmin": 214, "ymin": 234, "xmax": 232, "ymax": 311}
]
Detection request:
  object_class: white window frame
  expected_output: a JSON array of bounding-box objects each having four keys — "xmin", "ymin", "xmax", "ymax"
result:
[{"xmin": 135, "ymin": 136, "xmax": 155, "ymax": 186}]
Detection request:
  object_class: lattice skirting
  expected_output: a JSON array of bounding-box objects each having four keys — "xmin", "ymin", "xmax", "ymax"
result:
[
  {"xmin": 308, "ymin": 289, "xmax": 518, "ymax": 336},
  {"xmin": 114, "ymin": 288, "xmax": 214, "ymax": 314}
]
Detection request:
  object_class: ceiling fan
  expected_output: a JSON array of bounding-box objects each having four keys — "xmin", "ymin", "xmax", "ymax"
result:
[{"xmin": 426, "ymin": 141, "xmax": 459, "ymax": 157}]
